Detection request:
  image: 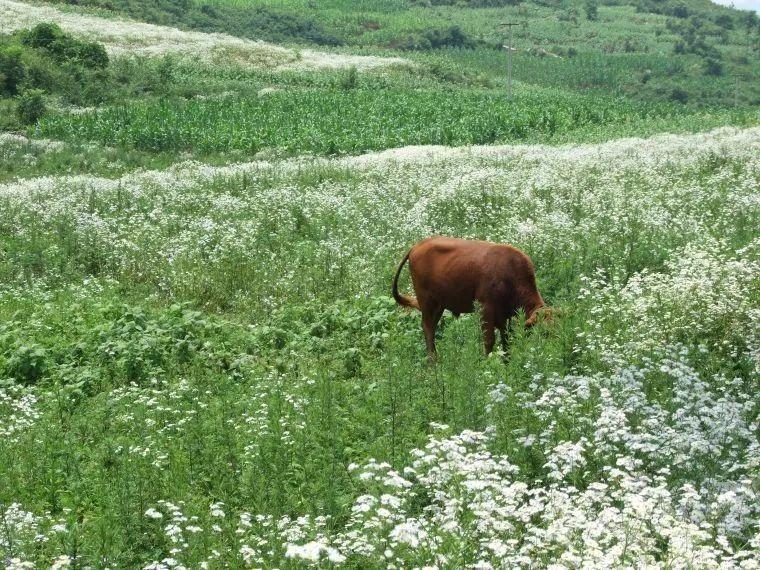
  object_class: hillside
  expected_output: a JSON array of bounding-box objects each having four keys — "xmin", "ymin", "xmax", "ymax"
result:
[{"xmin": 37, "ymin": 0, "xmax": 760, "ymax": 106}]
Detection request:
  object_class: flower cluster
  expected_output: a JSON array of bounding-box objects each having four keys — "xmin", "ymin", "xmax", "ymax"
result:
[
  {"xmin": 0, "ymin": 387, "xmax": 40, "ymax": 443},
  {"xmin": 236, "ymin": 427, "xmax": 758, "ymax": 568}
]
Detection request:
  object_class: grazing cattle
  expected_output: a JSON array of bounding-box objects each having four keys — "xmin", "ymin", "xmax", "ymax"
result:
[{"xmin": 392, "ymin": 236, "xmax": 548, "ymax": 358}]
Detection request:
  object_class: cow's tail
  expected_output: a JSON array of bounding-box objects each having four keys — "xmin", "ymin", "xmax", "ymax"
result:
[{"xmin": 392, "ymin": 250, "xmax": 420, "ymax": 310}]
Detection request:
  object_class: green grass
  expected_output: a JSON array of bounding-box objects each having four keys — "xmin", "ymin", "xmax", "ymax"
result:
[{"xmin": 0, "ymin": 289, "xmax": 522, "ymax": 565}]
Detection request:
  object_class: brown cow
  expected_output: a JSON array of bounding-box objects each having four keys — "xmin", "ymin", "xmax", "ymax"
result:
[{"xmin": 392, "ymin": 236, "xmax": 547, "ymax": 358}]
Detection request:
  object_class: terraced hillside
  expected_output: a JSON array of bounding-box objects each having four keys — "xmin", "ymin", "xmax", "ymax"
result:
[{"xmin": 35, "ymin": 0, "xmax": 760, "ymax": 105}]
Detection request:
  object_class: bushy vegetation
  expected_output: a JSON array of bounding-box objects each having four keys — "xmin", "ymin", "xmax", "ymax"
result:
[
  {"xmin": 15, "ymin": 88, "xmax": 46, "ymax": 125},
  {"xmin": 20, "ymin": 21, "xmax": 108, "ymax": 68},
  {"xmin": 392, "ymin": 25, "xmax": 481, "ymax": 50},
  {"xmin": 0, "ymin": 22, "xmax": 110, "ymax": 125},
  {"xmin": 0, "ymin": 23, "xmax": 110, "ymax": 99},
  {"xmin": 0, "ymin": 23, "xmax": 186, "ymax": 128}
]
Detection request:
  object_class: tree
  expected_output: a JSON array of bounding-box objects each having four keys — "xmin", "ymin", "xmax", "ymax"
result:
[
  {"xmin": 742, "ymin": 11, "xmax": 758, "ymax": 34},
  {"xmin": 703, "ymin": 57, "xmax": 723, "ymax": 76},
  {"xmin": 0, "ymin": 46, "xmax": 25, "ymax": 95},
  {"xmin": 585, "ymin": 0, "xmax": 599, "ymax": 21}
]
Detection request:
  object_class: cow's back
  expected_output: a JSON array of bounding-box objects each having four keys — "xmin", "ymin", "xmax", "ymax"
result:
[{"xmin": 407, "ymin": 236, "xmax": 541, "ymax": 314}]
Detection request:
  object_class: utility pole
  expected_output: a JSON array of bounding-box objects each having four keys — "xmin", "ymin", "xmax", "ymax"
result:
[
  {"xmin": 732, "ymin": 72, "xmax": 742, "ymax": 108},
  {"xmin": 500, "ymin": 22, "xmax": 520, "ymax": 99}
]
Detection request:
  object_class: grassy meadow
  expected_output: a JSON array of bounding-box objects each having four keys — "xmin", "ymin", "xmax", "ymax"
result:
[{"xmin": 1, "ymin": 0, "xmax": 759, "ymax": 568}]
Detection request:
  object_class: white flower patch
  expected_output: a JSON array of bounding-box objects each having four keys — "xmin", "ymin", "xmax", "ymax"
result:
[
  {"xmin": 0, "ymin": 504, "xmax": 69, "ymax": 565},
  {"xmin": 0, "ymin": 387, "xmax": 41, "ymax": 443},
  {"xmin": 236, "ymin": 427, "xmax": 758, "ymax": 567},
  {"xmin": 2, "ymin": 126, "xmax": 758, "ymax": 313},
  {"xmin": 285, "ymin": 540, "xmax": 346, "ymax": 564},
  {"xmin": 388, "ymin": 520, "xmax": 427, "ymax": 548},
  {"xmin": 544, "ymin": 438, "xmax": 588, "ymax": 481},
  {"xmin": 0, "ymin": 133, "xmax": 65, "ymax": 163},
  {"xmin": 0, "ymin": 0, "xmax": 408, "ymax": 70},
  {"xmin": 210, "ymin": 502, "xmax": 226, "ymax": 518},
  {"xmin": 0, "ymin": 504, "xmax": 42, "ymax": 552},
  {"xmin": 50, "ymin": 555, "xmax": 72, "ymax": 569}
]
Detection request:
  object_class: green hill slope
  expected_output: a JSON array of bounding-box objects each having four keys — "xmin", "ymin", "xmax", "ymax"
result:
[{"xmin": 46, "ymin": 0, "xmax": 760, "ymax": 105}]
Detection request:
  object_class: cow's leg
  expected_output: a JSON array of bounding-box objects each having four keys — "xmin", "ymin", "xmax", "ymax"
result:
[
  {"xmin": 422, "ymin": 303, "xmax": 443, "ymax": 361},
  {"xmin": 480, "ymin": 303, "xmax": 498, "ymax": 355},
  {"xmin": 499, "ymin": 317, "xmax": 513, "ymax": 354}
]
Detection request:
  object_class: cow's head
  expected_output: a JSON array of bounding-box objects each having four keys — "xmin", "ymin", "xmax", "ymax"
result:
[{"xmin": 525, "ymin": 305, "xmax": 553, "ymax": 328}]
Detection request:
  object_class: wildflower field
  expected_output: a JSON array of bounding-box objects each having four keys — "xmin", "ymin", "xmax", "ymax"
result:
[
  {"xmin": 1, "ymin": 0, "xmax": 759, "ymax": 568},
  {"xmin": 2, "ymin": 124, "xmax": 759, "ymax": 567}
]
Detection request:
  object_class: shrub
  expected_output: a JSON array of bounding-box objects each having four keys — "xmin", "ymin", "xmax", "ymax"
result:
[
  {"xmin": 558, "ymin": 8, "xmax": 580, "ymax": 24},
  {"xmin": 156, "ymin": 55, "xmax": 176, "ymax": 88},
  {"xmin": 671, "ymin": 3, "xmax": 690, "ymax": 18},
  {"xmin": 669, "ymin": 86, "xmax": 689, "ymax": 103},
  {"xmin": 637, "ymin": 0, "xmax": 691, "ymax": 19},
  {"xmin": 21, "ymin": 22, "xmax": 108, "ymax": 68},
  {"xmin": 394, "ymin": 26, "xmax": 478, "ymax": 51},
  {"xmin": 16, "ymin": 88, "xmax": 46, "ymax": 125},
  {"xmin": 427, "ymin": 26, "xmax": 475, "ymax": 49},
  {"xmin": 585, "ymin": 0, "xmax": 599, "ymax": 21},
  {"xmin": 703, "ymin": 57, "xmax": 723, "ymax": 76},
  {"xmin": 743, "ymin": 12, "xmax": 759, "ymax": 33},
  {"xmin": 72, "ymin": 41, "xmax": 109, "ymax": 68},
  {"xmin": 339, "ymin": 66, "xmax": 358, "ymax": 90},
  {"xmin": 0, "ymin": 24, "xmax": 120, "ymax": 105},
  {"xmin": 623, "ymin": 38, "xmax": 639, "ymax": 53},
  {"xmin": 0, "ymin": 45, "xmax": 24, "ymax": 95},
  {"xmin": 424, "ymin": 61, "xmax": 472, "ymax": 84},
  {"xmin": 20, "ymin": 22, "xmax": 61, "ymax": 51},
  {"xmin": 714, "ymin": 14, "xmax": 734, "ymax": 30},
  {"xmin": 5, "ymin": 344, "xmax": 48, "ymax": 385},
  {"xmin": 668, "ymin": 17, "xmax": 721, "ymax": 59}
]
